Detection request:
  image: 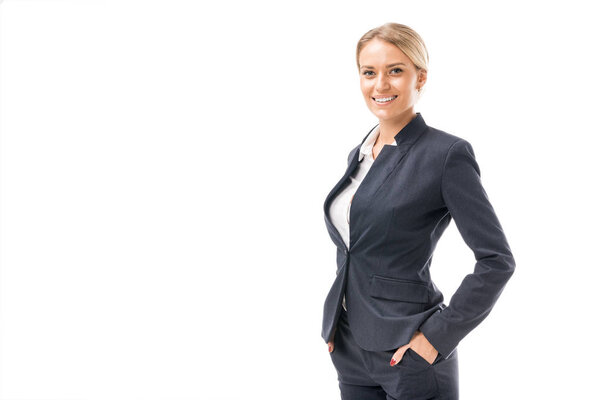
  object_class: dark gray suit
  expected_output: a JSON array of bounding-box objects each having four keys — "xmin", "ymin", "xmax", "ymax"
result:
[{"xmin": 321, "ymin": 113, "xmax": 516, "ymax": 360}]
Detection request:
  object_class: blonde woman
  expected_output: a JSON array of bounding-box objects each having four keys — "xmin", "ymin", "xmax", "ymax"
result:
[{"xmin": 322, "ymin": 23, "xmax": 515, "ymax": 400}]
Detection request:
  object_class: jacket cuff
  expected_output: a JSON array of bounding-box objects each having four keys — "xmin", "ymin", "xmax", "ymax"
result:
[{"xmin": 418, "ymin": 309, "xmax": 460, "ymax": 360}]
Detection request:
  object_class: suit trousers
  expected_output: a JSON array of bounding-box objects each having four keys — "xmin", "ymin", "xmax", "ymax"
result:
[{"xmin": 329, "ymin": 307, "xmax": 459, "ymax": 400}]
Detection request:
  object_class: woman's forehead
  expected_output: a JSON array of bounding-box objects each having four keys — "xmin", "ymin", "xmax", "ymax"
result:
[{"xmin": 359, "ymin": 39, "xmax": 411, "ymax": 67}]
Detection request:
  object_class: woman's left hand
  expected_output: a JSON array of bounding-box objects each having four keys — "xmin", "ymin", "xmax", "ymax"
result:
[{"xmin": 390, "ymin": 330, "xmax": 438, "ymax": 366}]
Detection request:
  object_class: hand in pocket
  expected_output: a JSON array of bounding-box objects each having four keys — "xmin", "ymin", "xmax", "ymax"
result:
[
  {"xmin": 390, "ymin": 330, "xmax": 438, "ymax": 366},
  {"xmin": 327, "ymin": 326, "xmax": 337, "ymax": 353}
]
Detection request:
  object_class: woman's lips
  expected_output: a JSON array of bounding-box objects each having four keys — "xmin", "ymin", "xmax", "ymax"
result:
[{"xmin": 372, "ymin": 95, "xmax": 398, "ymax": 105}]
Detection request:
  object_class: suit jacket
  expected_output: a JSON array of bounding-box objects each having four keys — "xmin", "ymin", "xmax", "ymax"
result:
[{"xmin": 321, "ymin": 113, "xmax": 516, "ymax": 359}]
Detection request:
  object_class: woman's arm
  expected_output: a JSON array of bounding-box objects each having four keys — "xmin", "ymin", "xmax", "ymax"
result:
[{"xmin": 418, "ymin": 139, "xmax": 516, "ymax": 359}]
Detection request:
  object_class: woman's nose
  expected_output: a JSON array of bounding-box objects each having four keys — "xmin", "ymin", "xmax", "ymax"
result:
[{"xmin": 375, "ymin": 74, "xmax": 391, "ymax": 91}]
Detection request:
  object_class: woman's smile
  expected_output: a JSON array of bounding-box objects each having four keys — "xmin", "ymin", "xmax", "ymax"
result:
[{"xmin": 372, "ymin": 95, "xmax": 398, "ymax": 105}]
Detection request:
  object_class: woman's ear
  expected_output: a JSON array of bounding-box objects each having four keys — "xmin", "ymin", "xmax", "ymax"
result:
[{"xmin": 417, "ymin": 69, "xmax": 428, "ymax": 90}]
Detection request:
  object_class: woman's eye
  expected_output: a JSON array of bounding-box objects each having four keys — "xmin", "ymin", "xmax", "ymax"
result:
[
  {"xmin": 362, "ymin": 70, "xmax": 375, "ymax": 76},
  {"xmin": 390, "ymin": 68, "xmax": 403, "ymax": 74}
]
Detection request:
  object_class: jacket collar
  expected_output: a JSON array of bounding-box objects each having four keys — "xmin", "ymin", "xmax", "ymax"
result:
[
  {"xmin": 358, "ymin": 125, "xmax": 396, "ymax": 162},
  {"xmin": 357, "ymin": 112, "xmax": 427, "ymax": 162}
]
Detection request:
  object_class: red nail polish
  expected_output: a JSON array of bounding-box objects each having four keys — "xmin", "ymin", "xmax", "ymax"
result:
[
  {"xmin": 390, "ymin": 358, "xmax": 396, "ymax": 366},
  {"xmin": 328, "ymin": 345, "xmax": 333, "ymax": 353}
]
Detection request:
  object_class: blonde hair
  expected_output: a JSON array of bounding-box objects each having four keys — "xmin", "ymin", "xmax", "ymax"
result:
[{"xmin": 356, "ymin": 23, "xmax": 429, "ymax": 72}]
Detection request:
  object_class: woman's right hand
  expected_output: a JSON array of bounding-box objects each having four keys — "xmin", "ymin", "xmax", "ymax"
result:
[{"xmin": 328, "ymin": 326, "xmax": 336, "ymax": 353}]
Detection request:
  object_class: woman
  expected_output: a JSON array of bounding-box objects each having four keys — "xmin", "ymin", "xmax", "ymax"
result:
[{"xmin": 321, "ymin": 23, "xmax": 516, "ymax": 400}]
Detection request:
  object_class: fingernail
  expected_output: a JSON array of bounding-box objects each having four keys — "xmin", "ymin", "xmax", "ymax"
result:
[
  {"xmin": 390, "ymin": 358, "xmax": 397, "ymax": 366},
  {"xmin": 328, "ymin": 345, "xmax": 333, "ymax": 353}
]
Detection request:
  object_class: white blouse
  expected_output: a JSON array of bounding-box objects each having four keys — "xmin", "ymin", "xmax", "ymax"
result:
[{"xmin": 328, "ymin": 125, "xmax": 397, "ymax": 310}]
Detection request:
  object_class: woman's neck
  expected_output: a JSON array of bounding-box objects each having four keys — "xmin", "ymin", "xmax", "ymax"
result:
[{"xmin": 377, "ymin": 111, "xmax": 417, "ymax": 145}]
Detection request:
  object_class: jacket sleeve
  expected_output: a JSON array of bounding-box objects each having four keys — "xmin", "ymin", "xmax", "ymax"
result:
[{"xmin": 418, "ymin": 139, "xmax": 516, "ymax": 359}]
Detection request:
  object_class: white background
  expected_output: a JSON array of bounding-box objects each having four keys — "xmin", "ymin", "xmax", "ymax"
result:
[{"xmin": 1, "ymin": 0, "xmax": 599, "ymax": 399}]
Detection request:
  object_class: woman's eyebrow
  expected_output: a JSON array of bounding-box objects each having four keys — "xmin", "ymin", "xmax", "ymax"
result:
[{"xmin": 360, "ymin": 62, "xmax": 407, "ymax": 69}]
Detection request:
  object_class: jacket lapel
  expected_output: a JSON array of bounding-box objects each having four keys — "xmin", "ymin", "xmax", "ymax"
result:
[
  {"xmin": 323, "ymin": 145, "xmax": 361, "ymax": 249},
  {"xmin": 353, "ymin": 113, "xmax": 428, "ymax": 202},
  {"xmin": 323, "ymin": 113, "xmax": 428, "ymax": 249}
]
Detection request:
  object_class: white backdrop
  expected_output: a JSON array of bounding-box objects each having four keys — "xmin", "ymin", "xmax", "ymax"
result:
[{"xmin": 1, "ymin": 1, "xmax": 599, "ymax": 399}]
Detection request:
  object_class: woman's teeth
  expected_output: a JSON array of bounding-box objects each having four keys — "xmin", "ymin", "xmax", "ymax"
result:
[{"xmin": 373, "ymin": 96, "xmax": 397, "ymax": 103}]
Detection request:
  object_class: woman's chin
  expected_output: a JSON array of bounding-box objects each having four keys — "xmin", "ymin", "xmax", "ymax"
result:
[
  {"xmin": 371, "ymin": 110, "xmax": 399, "ymax": 121},
  {"xmin": 371, "ymin": 108, "xmax": 414, "ymax": 123}
]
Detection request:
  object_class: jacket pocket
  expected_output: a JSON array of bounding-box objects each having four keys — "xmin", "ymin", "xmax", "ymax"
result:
[{"xmin": 369, "ymin": 275, "xmax": 430, "ymax": 303}]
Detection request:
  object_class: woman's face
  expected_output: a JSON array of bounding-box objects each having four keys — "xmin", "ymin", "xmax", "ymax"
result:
[{"xmin": 358, "ymin": 38, "xmax": 426, "ymax": 124}]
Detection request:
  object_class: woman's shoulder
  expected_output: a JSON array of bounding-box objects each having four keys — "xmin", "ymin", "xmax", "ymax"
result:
[{"xmin": 424, "ymin": 124, "xmax": 467, "ymax": 146}]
